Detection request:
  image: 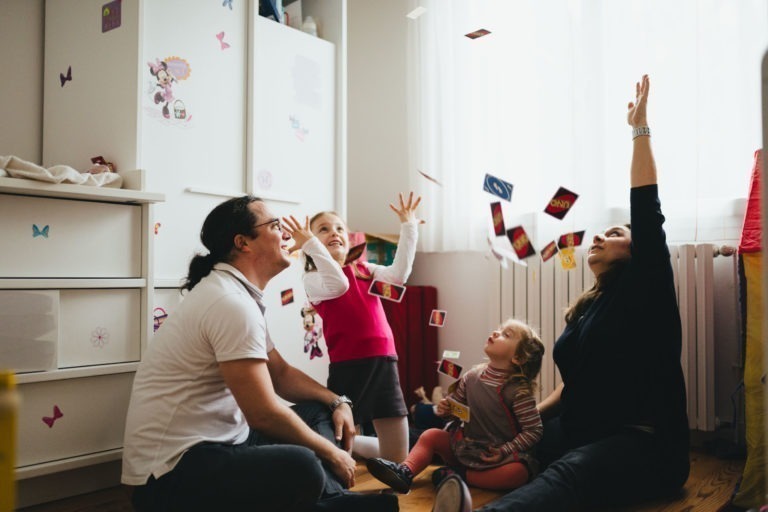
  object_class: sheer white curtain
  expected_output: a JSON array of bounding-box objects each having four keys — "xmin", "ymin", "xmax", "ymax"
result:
[{"xmin": 407, "ymin": 0, "xmax": 768, "ymax": 252}]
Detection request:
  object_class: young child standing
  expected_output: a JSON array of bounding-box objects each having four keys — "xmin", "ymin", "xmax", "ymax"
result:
[
  {"xmin": 366, "ymin": 319, "xmax": 545, "ymax": 493},
  {"xmin": 282, "ymin": 192, "xmax": 422, "ymax": 462}
]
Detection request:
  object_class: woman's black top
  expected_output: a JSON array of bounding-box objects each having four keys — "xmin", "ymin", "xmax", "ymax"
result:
[{"xmin": 552, "ymin": 185, "xmax": 689, "ymax": 452}]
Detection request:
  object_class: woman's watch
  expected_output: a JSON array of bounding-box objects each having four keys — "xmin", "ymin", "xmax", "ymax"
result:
[{"xmin": 329, "ymin": 395, "xmax": 353, "ymax": 412}]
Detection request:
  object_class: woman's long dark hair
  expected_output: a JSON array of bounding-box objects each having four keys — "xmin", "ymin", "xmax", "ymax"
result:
[{"xmin": 182, "ymin": 195, "xmax": 262, "ymax": 292}]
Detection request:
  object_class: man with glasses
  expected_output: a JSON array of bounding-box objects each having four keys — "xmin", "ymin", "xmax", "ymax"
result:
[{"xmin": 122, "ymin": 196, "xmax": 398, "ymax": 511}]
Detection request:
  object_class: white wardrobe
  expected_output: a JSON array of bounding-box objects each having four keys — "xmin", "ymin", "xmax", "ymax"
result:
[{"xmin": 10, "ymin": 0, "xmax": 347, "ymax": 506}]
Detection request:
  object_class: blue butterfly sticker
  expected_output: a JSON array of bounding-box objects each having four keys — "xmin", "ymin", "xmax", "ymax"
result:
[
  {"xmin": 33, "ymin": 224, "xmax": 49, "ymax": 238},
  {"xmin": 222, "ymin": 0, "xmax": 233, "ymax": 10}
]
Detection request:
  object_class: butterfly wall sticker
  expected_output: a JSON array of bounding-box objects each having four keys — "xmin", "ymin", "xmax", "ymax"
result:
[
  {"xmin": 60, "ymin": 65, "xmax": 72, "ymax": 87},
  {"xmin": 222, "ymin": 0, "xmax": 233, "ymax": 10},
  {"xmin": 216, "ymin": 31, "xmax": 231, "ymax": 50},
  {"xmin": 33, "ymin": 224, "xmax": 49, "ymax": 238},
  {"xmin": 42, "ymin": 405, "xmax": 63, "ymax": 428}
]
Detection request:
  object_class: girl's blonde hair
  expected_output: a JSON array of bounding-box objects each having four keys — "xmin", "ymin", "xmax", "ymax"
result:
[
  {"xmin": 502, "ymin": 320, "xmax": 545, "ymax": 398},
  {"xmin": 305, "ymin": 211, "xmax": 372, "ymax": 280}
]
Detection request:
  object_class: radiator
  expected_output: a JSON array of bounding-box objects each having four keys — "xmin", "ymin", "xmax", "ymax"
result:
[{"xmin": 500, "ymin": 243, "xmax": 727, "ymax": 432}]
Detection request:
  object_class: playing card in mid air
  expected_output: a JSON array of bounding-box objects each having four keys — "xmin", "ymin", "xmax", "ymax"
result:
[
  {"xmin": 507, "ymin": 226, "xmax": 536, "ymax": 260},
  {"xmin": 344, "ymin": 242, "xmax": 367, "ymax": 265},
  {"xmin": 483, "ymin": 173, "xmax": 514, "ymax": 202},
  {"xmin": 540, "ymin": 240, "xmax": 558, "ymax": 262},
  {"xmin": 417, "ymin": 169, "xmax": 443, "ymax": 186},
  {"xmin": 465, "ymin": 28, "xmax": 491, "ymax": 39},
  {"xmin": 429, "ymin": 309, "xmax": 447, "ymax": 327},
  {"xmin": 558, "ymin": 230, "xmax": 586, "ymax": 249},
  {"xmin": 281, "ymin": 289, "xmax": 294, "ymax": 306},
  {"xmin": 369, "ymin": 280, "xmax": 406, "ymax": 302},
  {"xmin": 442, "ymin": 350, "xmax": 460, "ymax": 359},
  {"xmin": 490, "ymin": 201, "xmax": 505, "ymax": 237},
  {"xmin": 446, "ymin": 397, "xmax": 471, "ymax": 422},
  {"xmin": 559, "ymin": 247, "xmax": 577, "ymax": 270},
  {"xmin": 438, "ymin": 358, "xmax": 463, "ymax": 379},
  {"xmin": 544, "ymin": 187, "xmax": 579, "ymax": 220}
]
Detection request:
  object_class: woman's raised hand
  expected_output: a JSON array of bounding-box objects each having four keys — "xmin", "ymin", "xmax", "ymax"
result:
[
  {"xmin": 627, "ymin": 74, "xmax": 649, "ymax": 128},
  {"xmin": 389, "ymin": 191, "xmax": 424, "ymax": 224},
  {"xmin": 281, "ymin": 215, "xmax": 314, "ymax": 252}
]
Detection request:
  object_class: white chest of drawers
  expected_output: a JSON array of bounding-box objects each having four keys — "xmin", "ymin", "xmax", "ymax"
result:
[{"xmin": 0, "ymin": 173, "xmax": 163, "ymax": 496}]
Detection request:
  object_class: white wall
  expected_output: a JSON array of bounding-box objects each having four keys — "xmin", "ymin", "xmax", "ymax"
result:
[
  {"xmin": 347, "ymin": 0, "xmax": 411, "ymax": 234},
  {"xmin": 0, "ymin": 0, "xmax": 44, "ymax": 162},
  {"xmin": 409, "ymin": 252, "xmax": 501, "ymax": 390}
]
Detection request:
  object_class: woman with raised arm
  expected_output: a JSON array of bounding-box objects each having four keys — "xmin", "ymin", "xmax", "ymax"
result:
[{"xmin": 432, "ymin": 75, "xmax": 690, "ymax": 512}]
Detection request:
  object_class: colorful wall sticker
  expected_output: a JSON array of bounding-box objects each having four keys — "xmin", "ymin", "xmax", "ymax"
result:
[
  {"xmin": 60, "ymin": 66, "xmax": 72, "ymax": 87},
  {"xmin": 32, "ymin": 224, "xmax": 49, "ymax": 238},
  {"xmin": 42, "ymin": 405, "xmax": 63, "ymax": 428}
]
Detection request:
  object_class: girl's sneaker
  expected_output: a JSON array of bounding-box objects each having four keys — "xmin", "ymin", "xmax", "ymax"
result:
[{"xmin": 366, "ymin": 458, "xmax": 414, "ymax": 494}]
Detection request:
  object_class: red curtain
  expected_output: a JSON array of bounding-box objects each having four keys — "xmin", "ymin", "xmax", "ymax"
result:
[{"xmin": 382, "ymin": 286, "xmax": 439, "ymax": 409}]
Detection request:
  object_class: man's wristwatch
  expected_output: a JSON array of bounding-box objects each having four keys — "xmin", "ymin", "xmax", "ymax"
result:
[{"xmin": 329, "ymin": 395, "xmax": 353, "ymax": 412}]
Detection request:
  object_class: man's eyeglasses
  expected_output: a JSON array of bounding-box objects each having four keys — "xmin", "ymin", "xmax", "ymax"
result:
[{"xmin": 253, "ymin": 218, "xmax": 283, "ymax": 232}]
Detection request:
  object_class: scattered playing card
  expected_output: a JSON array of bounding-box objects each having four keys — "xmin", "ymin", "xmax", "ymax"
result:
[
  {"xmin": 559, "ymin": 247, "xmax": 577, "ymax": 270},
  {"xmin": 418, "ymin": 169, "xmax": 442, "ymax": 186},
  {"xmin": 558, "ymin": 230, "xmax": 586, "ymax": 249},
  {"xmin": 442, "ymin": 350, "xmax": 460, "ymax": 359},
  {"xmin": 344, "ymin": 242, "xmax": 367, "ymax": 265},
  {"xmin": 544, "ymin": 187, "xmax": 579, "ymax": 220},
  {"xmin": 446, "ymin": 397, "xmax": 471, "ymax": 422},
  {"xmin": 101, "ymin": 0, "xmax": 122, "ymax": 33},
  {"xmin": 369, "ymin": 280, "xmax": 406, "ymax": 303},
  {"xmin": 406, "ymin": 6, "xmax": 426, "ymax": 19},
  {"xmin": 483, "ymin": 173, "xmax": 514, "ymax": 202},
  {"xmin": 429, "ymin": 309, "xmax": 447, "ymax": 327},
  {"xmin": 540, "ymin": 240, "xmax": 558, "ymax": 262},
  {"xmin": 490, "ymin": 201, "xmax": 505, "ymax": 237},
  {"xmin": 438, "ymin": 358, "xmax": 463, "ymax": 379},
  {"xmin": 507, "ymin": 226, "xmax": 536, "ymax": 260},
  {"xmin": 281, "ymin": 289, "xmax": 294, "ymax": 306},
  {"xmin": 465, "ymin": 28, "xmax": 491, "ymax": 39}
]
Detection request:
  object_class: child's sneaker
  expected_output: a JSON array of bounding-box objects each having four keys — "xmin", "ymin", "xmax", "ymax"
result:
[{"xmin": 366, "ymin": 458, "xmax": 414, "ymax": 494}]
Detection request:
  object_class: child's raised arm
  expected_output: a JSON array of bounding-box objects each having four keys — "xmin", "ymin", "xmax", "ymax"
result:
[
  {"xmin": 283, "ymin": 215, "xmax": 349, "ymax": 303},
  {"xmin": 370, "ymin": 192, "xmax": 423, "ymax": 285}
]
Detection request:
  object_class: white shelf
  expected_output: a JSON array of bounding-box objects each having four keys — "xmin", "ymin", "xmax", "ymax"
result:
[
  {"xmin": 0, "ymin": 279, "xmax": 146, "ymax": 289},
  {"xmin": 0, "ymin": 175, "xmax": 164, "ymax": 204},
  {"xmin": 16, "ymin": 362, "xmax": 139, "ymax": 384}
]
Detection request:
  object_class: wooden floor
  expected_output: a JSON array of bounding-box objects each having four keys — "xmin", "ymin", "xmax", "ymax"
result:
[{"xmin": 18, "ymin": 450, "xmax": 745, "ymax": 512}]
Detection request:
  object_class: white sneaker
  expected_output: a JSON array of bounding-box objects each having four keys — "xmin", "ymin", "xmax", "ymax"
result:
[{"xmin": 432, "ymin": 474, "xmax": 472, "ymax": 512}]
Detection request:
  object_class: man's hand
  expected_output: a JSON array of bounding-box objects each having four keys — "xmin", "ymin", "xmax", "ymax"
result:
[
  {"xmin": 324, "ymin": 446, "xmax": 357, "ymax": 488},
  {"xmin": 331, "ymin": 403, "xmax": 356, "ymax": 452}
]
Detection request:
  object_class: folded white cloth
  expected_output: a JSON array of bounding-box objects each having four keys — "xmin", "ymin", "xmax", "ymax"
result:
[{"xmin": 0, "ymin": 155, "xmax": 123, "ymax": 188}]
